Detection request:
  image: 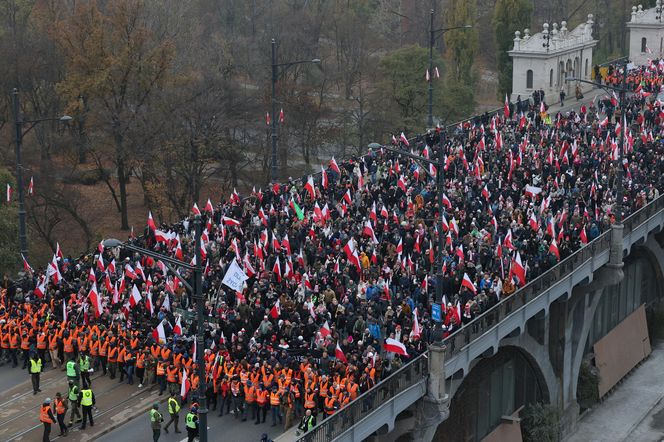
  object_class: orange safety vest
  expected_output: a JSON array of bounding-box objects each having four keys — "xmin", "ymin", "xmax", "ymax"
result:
[
  {"xmin": 166, "ymin": 367, "xmax": 178, "ymax": 383},
  {"xmin": 9, "ymin": 333, "xmax": 19, "ymax": 349},
  {"xmin": 245, "ymin": 386, "xmax": 256, "ymax": 403},
  {"xmin": 55, "ymin": 398, "xmax": 66, "ymax": 415},
  {"xmin": 63, "ymin": 336, "xmax": 74, "ymax": 353},
  {"xmin": 20, "ymin": 335, "xmax": 30, "ymax": 350},
  {"xmin": 256, "ymin": 390, "xmax": 268, "ymax": 405},
  {"xmin": 230, "ymin": 380, "xmax": 240, "ymax": 395},
  {"xmin": 107, "ymin": 347, "xmax": 118, "ymax": 362},
  {"xmin": 89, "ymin": 340, "xmax": 99, "ymax": 356},
  {"xmin": 40, "ymin": 405, "xmax": 54, "ymax": 424},
  {"xmin": 36, "ymin": 334, "xmax": 47, "ymax": 350},
  {"xmin": 325, "ymin": 397, "xmax": 336, "ymax": 415},
  {"xmin": 136, "ymin": 354, "xmax": 146, "ymax": 369},
  {"xmin": 304, "ymin": 392, "xmax": 316, "ymax": 409},
  {"xmin": 270, "ymin": 392, "xmax": 280, "ymax": 406},
  {"xmin": 319, "ymin": 381, "xmax": 329, "ymax": 398},
  {"xmin": 240, "ymin": 371, "xmax": 249, "ymax": 385},
  {"xmin": 99, "ymin": 342, "xmax": 108, "ymax": 357},
  {"xmin": 156, "ymin": 362, "xmax": 166, "ymax": 376},
  {"xmin": 161, "ymin": 348, "xmax": 171, "ymax": 361}
]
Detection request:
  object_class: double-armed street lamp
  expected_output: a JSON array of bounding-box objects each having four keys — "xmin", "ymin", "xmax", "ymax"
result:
[
  {"xmin": 13, "ymin": 88, "xmax": 72, "ymax": 260},
  {"xmin": 427, "ymin": 9, "xmax": 472, "ymax": 128},
  {"xmin": 103, "ymin": 216, "xmax": 208, "ymax": 442},
  {"xmin": 270, "ymin": 39, "xmax": 321, "ymax": 183}
]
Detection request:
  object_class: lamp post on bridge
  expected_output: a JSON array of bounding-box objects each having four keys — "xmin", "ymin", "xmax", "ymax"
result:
[{"xmin": 566, "ymin": 59, "xmax": 628, "ymax": 270}]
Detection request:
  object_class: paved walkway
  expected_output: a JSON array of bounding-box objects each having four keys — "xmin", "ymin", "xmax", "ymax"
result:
[{"xmin": 566, "ymin": 341, "xmax": 664, "ymax": 442}]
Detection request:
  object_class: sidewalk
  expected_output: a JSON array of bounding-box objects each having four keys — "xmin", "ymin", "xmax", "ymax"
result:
[{"xmin": 565, "ymin": 342, "xmax": 664, "ymax": 442}]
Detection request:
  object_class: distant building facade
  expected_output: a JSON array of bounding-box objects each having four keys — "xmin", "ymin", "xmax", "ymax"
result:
[
  {"xmin": 627, "ymin": 2, "xmax": 664, "ymax": 66},
  {"xmin": 509, "ymin": 15, "xmax": 597, "ymax": 102}
]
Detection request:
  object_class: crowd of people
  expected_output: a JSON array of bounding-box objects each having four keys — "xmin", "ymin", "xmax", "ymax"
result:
[{"xmin": 2, "ymin": 60, "xmax": 664, "ymax": 440}]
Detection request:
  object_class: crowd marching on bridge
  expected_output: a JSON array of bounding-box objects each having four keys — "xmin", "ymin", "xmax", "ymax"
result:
[{"xmin": 1, "ymin": 59, "xmax": 663, "ymax": 441}]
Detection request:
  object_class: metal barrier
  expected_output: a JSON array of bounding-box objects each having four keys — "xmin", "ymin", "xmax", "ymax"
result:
[{"xmin": 298, "ymin": 353, "xmax": 429, "ymax": 442}]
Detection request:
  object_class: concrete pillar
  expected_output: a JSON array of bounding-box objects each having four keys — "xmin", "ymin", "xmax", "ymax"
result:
[
  {"xmin": 412, "ymin": 343, "xmax": 451, "ymax": 441},
  {"xmin": 608, "ymin": 223, "xmax": 625, "ymax": 272}
]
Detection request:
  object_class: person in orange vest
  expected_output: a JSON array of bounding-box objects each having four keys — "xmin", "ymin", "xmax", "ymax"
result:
[
  {"xmin": 255, "ymin": 383, "xmax": 268, "ymax": 424},
  {"xmin": 269, "ymin": 386, "xmax": 282, "ymax": 427},
  {"xmin": 156, "ymin": 358, "xmax": 167, "ymax": 396},
  {"xmin": 242, "ymin": 381, "xmax": 257, "ymax": 422},
  {"xmin": 107, "ymin": 342, "xmax": 118, "ymax": 379},
  {"xmin": 9, "ymin": 329, "xmax": 19, "ymax": 367},
  {"xmin": 20, "ymin": 330, "xmax": 31, "ymax": 369},
  {"xmin": 40, "ymin": 397, "xmax": 56, "ymax": 442},
  {"xmin": 53, "ymin": 392, "xmax": 68, "ymax": 436},
  {"xmin": 166, "ymin": 362, "xmax": 179, "ymax": 396},
  {"xmin": 135, "ymin": 349, "xmax": 147, "ymax": 388},
  {"xmin": 303, "ymin": 387, "xmax": 317, "ymax": 415},
  {"xmin": 230, "ymin": 374, "xmax": 243, "ymax": 417}
]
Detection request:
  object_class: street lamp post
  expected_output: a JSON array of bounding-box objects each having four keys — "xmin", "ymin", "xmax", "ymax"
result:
[
  {"xmin": 427, "ymin": 10, "xmax": 472, "ymax": 128},
  {"xmin": 103, "ymin": 217, "xmax": 207, "ymax": 442},
  {"xmin": 270, "ymin": 39, "xmax": 321, "ymax": 183},
  {"xmin": 565, "ymin": 59, "xmax": 628, "ymax": 267},
  {"xmin": 12, "ymin": 88, "xmax": 72, "ymax": 260},
  {"xmin": 369, "ymin": 136, "xmax": 446, "ymax": 341}
]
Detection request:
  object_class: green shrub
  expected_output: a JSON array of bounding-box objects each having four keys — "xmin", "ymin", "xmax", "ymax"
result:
[
  {"xmin": 521, "ymin": 402, "xmax": 559, "ymax": 442},
  {"xmin": 577, "ymin": 361, "xmax": 600, "ymax": 411}
]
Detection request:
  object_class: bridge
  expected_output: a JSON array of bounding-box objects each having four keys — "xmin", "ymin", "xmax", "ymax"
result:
[{"xmin": 296, "ymin": 194, "xmax": 664, "ymax": 442}]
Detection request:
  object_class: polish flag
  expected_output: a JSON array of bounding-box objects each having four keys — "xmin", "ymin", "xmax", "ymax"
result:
[
  {"xmin": 343, "ymin": 240, "xmax": 361, "ymax": 271},
  {"xmin": 97, "ymin": 254, "xmax": 105, "ymax": 272},
  {"xmin": 88, "ymin": 282, "xmax": 102, "ymax": 318},
  {"xmin": 112, "ymin": 281, "xmax": 120, "ymax": 305},
  {"xmin": 125, "ymin": 264, "xmax": 137, "ymax": 280},
  {"xmin": 62, "ymin": 301, "xmax": 67, "ymax": 322},
  {"xmin": 173, "ymin": 316, "xmax": 183, "ymax": 335},
  {"xmin": 396, "ymin": 238, "xmax": 403, "ymax": 255},
  {"xmin": 304, "ymin": 175, "xmax": 316, "ymax": 200},
  {"xmin": 222, "ymin": 216, "xmax": 241, "ymax": 226},
  {"xmin": 363, "ymin": 220, "xmax": 379, "ymax": 244},
  {"xmin": 281, "ymin": 235, "xmax": 292, "ymax": 255},
  {"xmin": 383, "ymin": 338, "xmax": 408, "ymax": 356},
  {"xmin": 462, "ymin": 273, "xmax": 477, "ymax": 294},
  {"xmin": 399, "ymin": 132, "xmax": 409, "ymax": 146},
  {"xmin": 397, "ymin": 175, "xmax": 407, "ymax": 192},
  {"xmin": 279, "ymin": 108, "xmax": 285, "ymax": 123},
  {"xmin": 6, "ymin": 184, "xmax": 12, "ymax": 203},
  {"xmin": 88, "ymin": 267, "xmax": 96, "ymax": 282},
  {"xmin": 270, "ymin": 299, "xmax": 281, "ymax": 319},
  {"xmin": 265, "ymin": 112, "xmax": 271, "ymax": 126},
  {"xmin": 529, "ymin": 212, "xmax": 538, "ymax": 231},
  {"xmin": 107, "ymin": 259, "xmax": 116, "ymax": 274},
  {"xmin": 335, "ymin": 342, "xmax": 348, "ymax": 363},
  {"xmin": 410, "ymin": 308, "xmax": 421, "ymax": 339},
  {"xmin": 147, "ymin": 211, "xmax": 157, "ymax": 231},
  {"xmin": 504, "ymin": 94, "xmax": 510, "ymax": 118},
  {"xmin": 191, "ymin": 202, "xmax": 201, "ymax": 216},
  {"xmin": 512, "ymin": 251, "xmax": 527, "ymax": 286},
  {"xmin": 329, "ymin": 156, "xmax": 341, "ymax": 174},
  {"xmin": 180, "ymin": 368, "xmax": 191, "ymax": 400},
  {"xmin": 204, "ymin": 198, "xmax": 214, "ymax": 214},
  {"xmin": 503, "ymin": 230, "xmax": 515, "ymax": 250},
  {"xmin": 442, "ymin": 193, "xmax": 452, "ymax": 209},
  {"xmin": 56, "ymin": 242, "xmax": 64, "ymax": 260},
  {"xmin": 145, "ymin": 291, "xmax": 154, "ymax": 315},
  {"xmin": 34, "ymin": 276, "xmax": 46, "ymax": 298},
  {"xmin": 21, "ymin": 254, "xmax": 33, "ymax": 274},
  {"xmin": 320, "ymin": 321, "xmax": 332, "ymax": 338},
  {"xmin": 152, "ymin": 321, "xmax": 166, "ymax": 344},
  {"xmin": 104, "ymin": 273, "xmax": 113, "ymax": 294},
  {"xmin": 129, "ymin": 284, "xmax": 142, "ymax": 308},
  {"xmin": 272, "ymin": 257, "xmax": 282, "ymax": 282},
  {"xmin": 549, "ymin": 238, "xmax": 560, "ymax": 260},
  {"xmin": 369, "ymin": 201, "xmax": 377, "ymax": 222},
  {"xmin": 580, "ymin": 226, "xmax": 588, "ymax": 245}
]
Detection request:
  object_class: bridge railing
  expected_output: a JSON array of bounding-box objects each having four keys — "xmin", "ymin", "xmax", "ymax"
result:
[
  {"xmin": 443, "ymin": 193, "xmax": 664, "ymax": 361},
  {"xmin": 297, "ymin": 353, "xmax": 429, "ymax": 442}
]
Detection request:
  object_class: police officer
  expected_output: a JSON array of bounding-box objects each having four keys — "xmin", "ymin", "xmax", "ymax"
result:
[
  {"xmin": 79, "ymin": 385, "xmax": 95, "ymax": 429},
  {"xmin": 297, "ymin": 409, "xmax": 316, "ymax": 435},
  {"xmin": 164, "ymin": 392, "xmax": 182, "ymax": 433},
  {"xmin": 79, "ymin": 352, "xmax": 92, "ymax": 387},
  {"xmin": 67, "ymin": 380, "xmax": 82, "ymax": 426},
  {"xmin": 150, "ymin": 403, "xmax": 164, "ymax": 442},
  {"xmin": 66, "ymin": 357, "xmax": 80, "ymax": 386},
  {"xmin": 29, "ymin": 352, "xmax": 43, "ymax": 395},
  {"xmin": 185, "ymin": 406, "xmax": 199, "ymax": 442}
]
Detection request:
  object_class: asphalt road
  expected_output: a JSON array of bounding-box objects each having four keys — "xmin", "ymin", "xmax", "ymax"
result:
[{"xmin": 96, "ymin": 406, "xmax": 287, "ymax": 442}]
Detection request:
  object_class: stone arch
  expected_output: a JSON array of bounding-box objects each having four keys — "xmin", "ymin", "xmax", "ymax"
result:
[{"xmin": 440, "ymin": 346, "xmax": 550, "ymax": 441}]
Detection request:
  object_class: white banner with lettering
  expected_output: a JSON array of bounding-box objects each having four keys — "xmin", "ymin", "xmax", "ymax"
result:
[{"xmin": 221, "ymin": 260, "xmax": 249, "ymax": 292}]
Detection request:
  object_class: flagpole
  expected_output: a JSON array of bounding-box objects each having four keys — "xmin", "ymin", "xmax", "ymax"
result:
[{"xmin": 193, "ymin": 215, "xmax": 208, "ymax": 442}]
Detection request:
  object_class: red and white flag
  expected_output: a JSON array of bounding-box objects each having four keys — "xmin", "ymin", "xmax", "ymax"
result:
[
  {"xmin": 147, "ymin": 211, "xmax": 157, "ymax": 231},
  {"xmin": 410, "ymin": 308, "xmax": 421, "ymax": 339},
  {"xmin": 28, "ymin": 177, "xmax": 34, "ymax": 196},
  {"xmin": 129, "ymin": 284, "xmax": 142, "ymax": 308},
  {"xmin": 21, "ymin": 254, "xmax": 33, "ymax": 274},
  {"xmin": 321, "ymin": 165, "xmax": 328, "ymax": 189},
  {"xmin": 152, "ymin": 321, "xmax": 166, "ymax": 344},
  {"xmin": 204, "ymin": 198, "xmax": 214, "ymax": 214},
  {"xmin": 173, "ymin": 316, "xmax": 183, "ymax": 335},
  {"xmin": 329, "ymin": 156, "xmax": 340, "ymax": 174},
  {"xmin": 462, "ymin": 273, "xmax": 477, "ymax": 294},
  {"xmin": 180, "ymin": 368, "xmax": 190, "ymax": 400},
  {"xmin": 383, "ymin": 338, "xmax": 408, "ymax": 356},
  {"xmin": 319, "ymin": 321, "xmax": 332, "ymax": 338},
  {"xmin": 512, "ymin": 251, "xmax": 527, "ymax": 286},
  {"xmin": 88, "ymin": 282, "xmax": 102, "ymax": 318},
  {"xmin": 270, "ymin": 298, "xmax": 281, "ymax": 319},
  {"xmin": 335, "ymin": 342, "xmax": 347, "ymax": 363},
  {"xmin": 399, "ymin": 132, "xmax": 409, "ymax": 146},
  {"xmin": 304, "ymin": 175, "xmax": 315, "ymax": 200},
  {"xmin": 272, "ymin": 257, "xmax": 282, "ymax": 282},
  {"xmin": 6, "ymin": 183, "xmax": 11, "ymax": 203},
  {"xmin": 222, "ymin": 216, "xmax": 241, "ymax": 226}
]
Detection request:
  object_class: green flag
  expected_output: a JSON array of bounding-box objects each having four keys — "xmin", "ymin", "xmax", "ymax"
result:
[{"xmin": 291, "ymin": 199, "xmax": 304, "ymax": 220}]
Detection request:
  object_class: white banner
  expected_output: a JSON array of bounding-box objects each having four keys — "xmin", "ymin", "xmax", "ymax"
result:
[{"xmin": 221, "ymin": 260, "xmax": 248, "ymax": 292}]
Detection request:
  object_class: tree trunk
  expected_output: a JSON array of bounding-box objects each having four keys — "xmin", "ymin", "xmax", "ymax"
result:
[{"xmin": 117, "ymin": 157, "xmax": 129, "ymax": 230}]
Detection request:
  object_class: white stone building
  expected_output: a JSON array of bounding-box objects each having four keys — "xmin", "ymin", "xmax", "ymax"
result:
[
  {"xmin": 627, "ymin": 2, "xmax": 664, "ymax": 66},
  {"xmin": 508, "ymin": 15, "xmax": 597, "ymax": 102}
]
